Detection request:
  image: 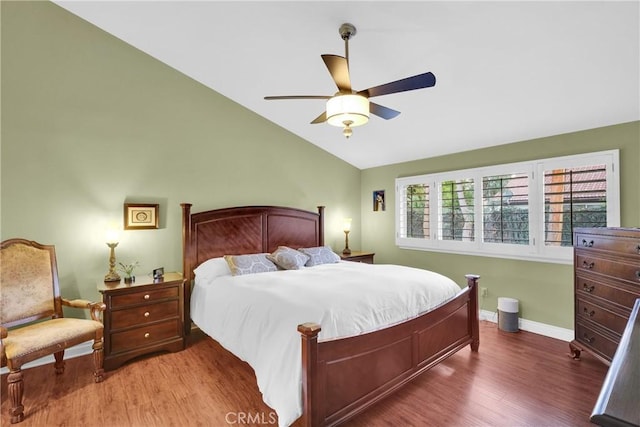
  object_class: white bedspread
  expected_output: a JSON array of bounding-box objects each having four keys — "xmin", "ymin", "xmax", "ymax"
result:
[{"xmin": 191, "ymin": 261, "xmax": 462, "ymax": 426}]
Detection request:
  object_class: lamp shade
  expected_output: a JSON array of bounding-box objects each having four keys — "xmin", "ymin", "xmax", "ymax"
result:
[
  {"xmin": 105, "ymin": 228, "xmax": 119, "ymax": 244},
  {"xmin": 343, "ymin": 218, "xmax": 352, "ymax": 232},
  {"xmin": 326, "ymin": 94, "xmax": 369, "ymax": 127}
]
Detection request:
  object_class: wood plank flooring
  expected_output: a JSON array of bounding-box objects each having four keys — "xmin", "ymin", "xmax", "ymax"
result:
[{"xmin": 1, "ymin": 321, "xmax": 608, "ymax": 426}]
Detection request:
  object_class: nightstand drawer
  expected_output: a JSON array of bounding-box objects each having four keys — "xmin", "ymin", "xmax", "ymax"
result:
[
  {"xmin": 111, "ymin": 300, "xmax": 179, "ymax": 330},
  {"xmin": 111, "ymin": 319, "xmax": 181, "ymax": 354},
  {"xmin": 110, "ymin": 286, "xmax": 178, "ymax": 308}
]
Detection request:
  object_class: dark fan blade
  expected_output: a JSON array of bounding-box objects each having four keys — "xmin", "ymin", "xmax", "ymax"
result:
[
  {"xmin": 370, "ymin": 102, "xmax": 401, "ymax": 120},
  {"xmin": 321, "ymin": 54, "xmax": 351, "ymax": 92},
  {"xmin": 310, "ymin": 111, "xmax": 327, "ymax": 124},
  {"xmin": 358, "ymin": 72, "xmax": 436, "ymax": 98},
  {"xmin": 264, "ymin": 95, "xmax": 331, "ymax": 100}
]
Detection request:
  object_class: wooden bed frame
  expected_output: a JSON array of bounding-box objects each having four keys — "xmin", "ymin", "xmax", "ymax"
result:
[{"xmin": 181, "ymin": 204, "xmax": 479, "ymax": 427}]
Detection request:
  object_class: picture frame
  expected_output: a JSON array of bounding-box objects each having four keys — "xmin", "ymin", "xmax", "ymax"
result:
[
  {"xmin": 124, "ymin": 203, "xmax": 159, "ymax": 230},
  {"xmin": 373, "ymin": 190, "xmax": 385, "ymax": 211}
]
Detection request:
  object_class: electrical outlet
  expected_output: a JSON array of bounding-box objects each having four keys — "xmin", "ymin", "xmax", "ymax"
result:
[{"xmin": 481, "ymin": 287, "xmax": 488, "ymax": 297}]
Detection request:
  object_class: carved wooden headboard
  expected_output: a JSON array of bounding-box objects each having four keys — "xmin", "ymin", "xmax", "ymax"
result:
[{"xmin": 180, "ymin": 204, "xmax": 324, "ymax": 331}]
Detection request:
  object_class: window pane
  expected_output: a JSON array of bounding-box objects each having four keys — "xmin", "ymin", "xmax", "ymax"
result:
[
  {"xmin": 402, "ymin": 184, "xmax": 430, "ymax": 239},
  {"xmin": 439, "ymin": 179, "xmax": 474, "ymax": 241},
  {"xmin": 544, "ymin": 165, "xmax": 607, "ymax": 246},
  {"xmin": 483, "ymin": 173, "xmax": 529, "ymax": 244}
]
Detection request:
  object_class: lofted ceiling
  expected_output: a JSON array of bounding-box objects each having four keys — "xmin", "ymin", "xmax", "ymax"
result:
[{"xmin": 53, "ymin": 1, "xmax": 639, "ymax": 169}]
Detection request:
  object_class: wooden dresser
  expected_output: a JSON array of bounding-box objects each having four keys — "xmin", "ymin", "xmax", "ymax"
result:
[
  {"xmin": 570, "ymin": 227, "xmax": 640, "ymax": 364},
  {"xmin": 98, "ymin": 272, "xmax": 185, "ymax": 370}
]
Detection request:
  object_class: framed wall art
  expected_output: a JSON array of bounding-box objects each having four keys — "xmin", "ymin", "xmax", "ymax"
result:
[
  {"xmin": 373, "ymin": 190, "xmax": 385, "ymax": 211},
  {"xmin": 124, "ymin": 203, "xmax": 159, "ymax": 230}
]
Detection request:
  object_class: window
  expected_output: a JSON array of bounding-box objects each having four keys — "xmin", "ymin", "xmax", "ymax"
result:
[{"xmin": 395, "ymin": 150, "xmax": 619, "ymax": 264}]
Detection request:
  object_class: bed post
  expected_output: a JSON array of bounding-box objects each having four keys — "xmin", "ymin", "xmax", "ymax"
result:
[
  {"xmin": 181, "ymin": 203, "xmax": 192, "ymax": 336},
  {"xmin": 465, "ymin": 274, "xmax": 481, "ymax": 351},
  {"xmin": 298, "ymin": 322, "xmax": 322, "ymax": 427},
  {"xmin": 317, "ymin": 206, "xmax": 325, "ymax": 246}
]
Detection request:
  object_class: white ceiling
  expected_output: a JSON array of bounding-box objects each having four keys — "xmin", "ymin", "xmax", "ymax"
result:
[{"xmin": 53, "ymin": 1, "xmax": 639, "ymax": 169}]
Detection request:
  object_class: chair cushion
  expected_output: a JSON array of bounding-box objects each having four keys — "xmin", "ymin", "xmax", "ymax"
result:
[{"xmin": 3, "ymin": 318, "xmax": 103, "ymax": 366}]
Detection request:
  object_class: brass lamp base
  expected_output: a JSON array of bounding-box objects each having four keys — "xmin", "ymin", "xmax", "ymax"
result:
[{"xmin": 104, "ymin": 272, "xmax": 121, "ymax": 282}]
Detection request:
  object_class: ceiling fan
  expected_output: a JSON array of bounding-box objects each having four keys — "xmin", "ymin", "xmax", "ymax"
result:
[{"xmin": 264, "ymin": 23, "xmax": 436, "ymax": 139}]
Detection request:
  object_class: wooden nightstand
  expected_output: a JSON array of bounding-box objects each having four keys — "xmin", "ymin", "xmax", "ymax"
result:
[
  {"xmin": 340, "ymin": 251, "xmax": 375, "ymax": 264},
  {"xmin": 97, "ymin": 272, "xmax": 185, "ymax": 371}
]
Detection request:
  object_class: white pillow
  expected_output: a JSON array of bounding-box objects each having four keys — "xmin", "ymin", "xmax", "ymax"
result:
[{"xmin": 194, "ymin": 257, "xmax": 231, "ymax": 281}]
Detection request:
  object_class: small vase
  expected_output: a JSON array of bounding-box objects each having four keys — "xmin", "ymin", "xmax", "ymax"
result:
[{"xmin": 124, "ymin": 275, "xmax": 135, "ymax": 284}]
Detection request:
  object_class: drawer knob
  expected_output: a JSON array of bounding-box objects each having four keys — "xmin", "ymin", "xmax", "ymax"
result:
[
  {"xmin": 636, "ymin": 270, "xmax": 640, "ymax": 281},
  {"xmin": 582, "ymin": 260, "xmax": 594, "ymax": 269},
  {"xmin": 144, "ymin": 294, "xmax": 150, "ymax": 300},
  {"xmin": 637, "ymin": 244, "xmax": 640, "ymax": 254},
  {"xmin": 582, "ymin": 239, "xmax": 594, "ymax": 247},
  {"xmin": 582, "ymin": 283, "xmax": 595, "ymax": 293},
  {"xmin": 583, "ymin": 307, "xmax": 595, "ymax": 317},
  {"xmin": 144, "ymin": 312, "xmax": 150, "ymax": 318},
  {"xmin": 144, "ymin": 332, "xmax": 150, "ymax": 338},
  {"xmin": 583, "ymin": 333, "xmax": 595, "ymax": 344}
]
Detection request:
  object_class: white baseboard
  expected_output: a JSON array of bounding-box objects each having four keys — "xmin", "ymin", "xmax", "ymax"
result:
[
  {"xmin": 480, "ymin": 309, "xmax": 574, "ymax": 342},
  {"xmin": 0, "ymin": 341, "xmax": 94, "ymax": 374}
]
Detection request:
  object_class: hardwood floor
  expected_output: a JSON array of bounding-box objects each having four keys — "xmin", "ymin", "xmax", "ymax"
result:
[{"xmin": 1, "ymin": 321, "xmax": 608, "ymax": 426}]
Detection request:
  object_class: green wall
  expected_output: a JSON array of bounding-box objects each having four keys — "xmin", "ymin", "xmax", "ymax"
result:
[
  {"xmin": 0, "ymin": 1, "xmax": 361, "ymax": 311},
  {"xmin": 361, "ymin": 121, "xmax": 640, "ymax": 329},
  {"xmin": 2, "ymin": 2, "xmax": 638, "ymax": 331}
]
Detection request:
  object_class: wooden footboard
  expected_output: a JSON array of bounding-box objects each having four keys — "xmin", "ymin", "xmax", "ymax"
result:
[{"xmin": 298, "ymin": 274, "xmax": 480, "ymax": 427}]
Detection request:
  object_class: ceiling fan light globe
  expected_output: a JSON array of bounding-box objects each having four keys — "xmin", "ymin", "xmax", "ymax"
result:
[{"xmin": 326, "ymin": 94, "xmax": 369, "ymax": 128}]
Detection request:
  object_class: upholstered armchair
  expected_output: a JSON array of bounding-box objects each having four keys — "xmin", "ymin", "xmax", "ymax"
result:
[{"xmin": 0, "ymin": 239, "xmax": 106, "ymax": 424}]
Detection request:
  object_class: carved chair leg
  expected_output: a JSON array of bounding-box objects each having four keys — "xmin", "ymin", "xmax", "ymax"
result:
[
  {"xmin": 53, "ymin": 350, "xmax": 65, "ymax": 374},
  {"xmin": 92, "ymin": 339, "xmax": 104, "ymax": 383},
  {"xmin": 7, "ymin": 369, "xmax": 25, "ymax": 424}
]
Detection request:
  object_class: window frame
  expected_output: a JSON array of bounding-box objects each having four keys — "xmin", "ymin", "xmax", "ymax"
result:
[{"xmin": 395, "ymin": 150, "xmax": 620, "ymax": 264}]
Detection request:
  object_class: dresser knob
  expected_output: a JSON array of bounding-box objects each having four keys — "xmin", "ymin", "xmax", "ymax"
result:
[
  {"xmin": 582, "ymin": 260, "xmax": 594, "ymax": 269},
  {"xmin": 582, "ymin": 239, "xmax": 594, "ymax": 247},
  {"xmin": 582, "ymin": 283, "xmax": 595, "ymax": 293},
  {"xmin": 637, "ymin": 244, "xmax": 640, "ymax": 254},
  {"xmin": 636, "ymin": 271, "xmax": 640, "ymax": 281},
  {"xmin": 144, "ymin": 312, "xmax": 150, "ymax": 318},
  {"xmin": 144, "ymin": 294, "xmax": 150, "ymax": 300},
  {"xmin": 144, "ymin": 333, "xmax": 150, "ymax": 338},
  {"xmin": 583, "ymin": 333, "xmax": 595, "ymax": 344},
  {"xmin": 583, "ymin": 307, "xmax": 595, "ymax": 317}
]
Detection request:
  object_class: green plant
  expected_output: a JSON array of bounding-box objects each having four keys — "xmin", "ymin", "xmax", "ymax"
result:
[{"xmin": 118, "ymin": 261, "xmax": 140, "ymax": 277}]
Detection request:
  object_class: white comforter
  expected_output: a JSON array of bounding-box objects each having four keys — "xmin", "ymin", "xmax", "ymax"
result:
[{"xmin": 191, "ymin": 261, "xmax": 461, "ymax": 426}]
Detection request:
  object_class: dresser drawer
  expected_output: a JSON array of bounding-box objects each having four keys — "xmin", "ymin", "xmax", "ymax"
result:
[
  {"xmin": 110, "ymin": 286, "xmax": 179, "ymax": 308},
  {"xmin": 576, "ymin": 298, "xmax": 629, "ymax": 336},
  {"xmin": 110, "ymin": 300, "xmax": 179, "ymax": 330},
  {"xmin": 575, "ymin": 254, "xmax": 640, "ymax": 285},
  {"xmin": 575, "ymin": 322, "xmax": 619, "ymax": 361},
  {"xmin": 575, "ymin": 232, "xmax": 640, "ymax": 258},
  {"xmin": 110, "ymin": 318, "xmax": 181, "ymax": 354},
  {"xmin": 576, "ymin": 275, "xmax": 640, "ymax": 311}
]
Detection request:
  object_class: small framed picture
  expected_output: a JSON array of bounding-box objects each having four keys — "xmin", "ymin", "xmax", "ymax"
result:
[
  {"xmin": 124, "ymin": 203, "xmax": 159, "ymax": 230},
  {"xmin": 373, "ymin": 190, "xmax": 385, "ymax": 211}
]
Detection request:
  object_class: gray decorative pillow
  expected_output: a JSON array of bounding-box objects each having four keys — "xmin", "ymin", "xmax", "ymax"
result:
[
  {"xmin": 298, "ymin": 246, "xmax": 341, "ymax": 266},
  {"xmin": 224, "ymin": 253, "xmax": 278, "ymax": 276},
  {"xmin": 267, "ymin": 246, "xmax": 309, "ymax": 270}
]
